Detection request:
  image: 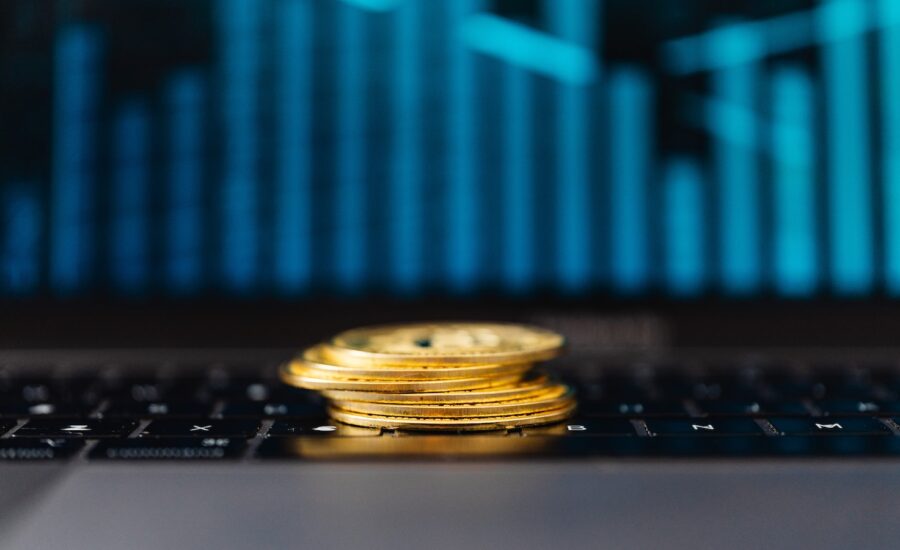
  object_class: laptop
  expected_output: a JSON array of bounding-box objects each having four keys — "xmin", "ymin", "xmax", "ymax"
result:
[{"xmin": 2, "ymin": 0, "xmax": 900, "ymax": 548}]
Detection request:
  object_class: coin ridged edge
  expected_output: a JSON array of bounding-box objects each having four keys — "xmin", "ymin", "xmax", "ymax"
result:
[{"xmin": 327, "ymin": 401, "xmax": 577, "ymax": 431}]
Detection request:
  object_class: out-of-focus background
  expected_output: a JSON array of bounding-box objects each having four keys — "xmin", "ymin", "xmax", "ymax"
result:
[{"xmin": 0, "ymin": 0, "xmax": 895, "ymax": 301}]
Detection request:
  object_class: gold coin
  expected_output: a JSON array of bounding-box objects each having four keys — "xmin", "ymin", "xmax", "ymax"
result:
[
  {"xmin": 321, "ymin": 372, "xmax": 553, "ymax": 404},
  {"xmin": 280, "ymin": 363, "xmax": 525, "ymax": 393},
  {"xmin": 327, "ymin": 401, "xmax": 577, "ymax": 431},
  {"xmin": 322, "ymin": 322, "xmax": 564, "ymax": 367},
  {"xmin": 291, "ymin": 345, "xmax": 533, "ymax": 381},
  {"xmin": 332, "ymin": 385, "xmax": 574, "ymax": 418}
]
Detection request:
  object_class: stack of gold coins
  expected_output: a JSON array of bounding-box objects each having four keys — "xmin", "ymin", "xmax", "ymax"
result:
[{"xmin": 279, "ymin": 322, "xmax": 576, "ymax": 431}]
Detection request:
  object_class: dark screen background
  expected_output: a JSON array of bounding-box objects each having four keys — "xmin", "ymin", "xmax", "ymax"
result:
[{"xmin": 0, "ymin": 0, "xmax": 894, "ymax": 302}]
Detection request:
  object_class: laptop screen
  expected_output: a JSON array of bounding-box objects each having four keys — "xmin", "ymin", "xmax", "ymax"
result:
[{"xmin": 0, "ymin": 0, "xmax": 892, "ymax": 301}]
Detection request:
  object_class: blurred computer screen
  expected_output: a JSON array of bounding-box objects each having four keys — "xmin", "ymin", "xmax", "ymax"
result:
[{"xmin": 0, "ymin": 0, "xmax": 893, "ymax": 300}]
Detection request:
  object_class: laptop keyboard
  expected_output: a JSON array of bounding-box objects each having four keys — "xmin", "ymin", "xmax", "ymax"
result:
[{"xmin": 4, "ymin": 359, "xmax": 900, "ymax": 460}]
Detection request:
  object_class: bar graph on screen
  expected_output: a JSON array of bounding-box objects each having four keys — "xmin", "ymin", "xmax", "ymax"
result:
[{"xmin": 0, "ymin": 0, "xmax": 896, "ymax": 299}]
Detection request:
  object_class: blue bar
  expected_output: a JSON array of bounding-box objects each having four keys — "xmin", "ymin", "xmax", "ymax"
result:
[
  {"xmin": 111, "ymin": 101, "xmax": 150, "ymax": 294},
  {"xmin": 219, "ymin": 0, "xmax": 259, "ymax": 292},
  {"xmin": 502, "ymin": 65, "xmax": 534, "ymax": 293},
  {"xmin": 609, "ymin": 66, "xmax": 651, "ymax": 293},
  {"xmin": 165, "ymin": 71, "xmax": 205, "ymax": 294},
  {"xmin": 445, "ymin": 0, "xmax": 482, "ymax": 293},
  {"xmin": 51, "ymin": 26, "xmax": 99, "ymax": 294},
  {"xmin": 460, "ymin": 14, "xmax": 597, "ymax": 85},
  {"xmin": 390, "ymin": 0, "xmax": 422, "ymax": 294},
  {"xmin": 771, "ymin": 66, "xmax": 817, "ymax": 296},
  {"xmin": 275, "ymin": 0, "xmax": 313, "ymax": 295},
  {"xmin": 338, "ymin": 0, "xmax": 401, "ymax": 11},
  {"xmin": 2, "ymin": 185, "xmax": 41, "ymax": 294},
  {"xmin": 663, "ymin": 158, "xmax": 705, "ymax": 296},
  {"xmin": 546, "ymin": 0, "xmax": 600, "ymax": 293},
  {"xmin": 335, "ymin": 3, "xmax": 367, "ymax": 293},
  {"xmin": 819, "ymin": 0, "xmax": 873, "ymax": 294},
  {"xmin": 880, "ymin": 0, "xmax": 900, "ymax": 294},
  {"xmin": 710, "ymin": 23, "xmax": 761, "ymax": 294}
]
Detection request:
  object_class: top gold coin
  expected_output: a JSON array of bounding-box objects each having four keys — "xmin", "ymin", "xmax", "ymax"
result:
[{"xmin": 321, "ymin": 322, "xmax": 564, "ymax": 367}]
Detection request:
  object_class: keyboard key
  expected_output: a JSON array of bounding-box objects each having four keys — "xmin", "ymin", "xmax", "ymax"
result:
[
  {"xmin": 0, "ymin": 401, "xmax": 86, "ymax": 417},
  {"xmin": 522, "ymin": 418, "xmax": 636, "ymax": 436},
  {"xmin": 579, "ymin": 401, "xmax": 688, "ymax": 417},
  {"xmin": 816, "ymin": 400, "xmax": 884, "ymax": 415},
  {"xmin": 105, "ymin": 401, "xmax": 212, "ymax": 418},
  {"xmin": 267, "ymin": 419, "xmax": 380, "ymax": 437},
  {"xmin": 697, "ymin": 400, "xmax": 809, "ymax": 416},
  {"xmin": 201, "ymin": 377, "xmax": 300, "ymax": 402},
  {"xmin": 875, "ymin": 402, "xmax": 900, "ymax": 414},
  {"xmin": 645, "ymin": 417, "xmax": 764, "ymax": 436},
  {"xmin": 219, "ymin": 401, "xmax": 322, "ymax": 418},
  {"xmin": 768, "ymin": 417, "xmax": 892, "ymax": 435},
  {"xmin": 104, "ymin": 379, "xmax": 168, "ymax": 402},
  {"xmin": 3, "ymin": 380, "xmax": 60, "ymax": 403},
  {"xmin": 0, "ymin": 439, "xmax": 84, "ymax": 460},
  {"xmin": 142, "ymin": 419, "xmax": 260, "ymax": 438},
  {"xmin": 12, "ymin": 419, "xmax": 138, "ymax": 438},
  {"xmin": 91, "ymin": 438, "xmax": 245, "ymax": 460}
]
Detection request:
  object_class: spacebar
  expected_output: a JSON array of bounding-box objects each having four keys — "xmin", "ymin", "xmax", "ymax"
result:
[
  {"xmin": 256, "ymin": 435, "xmax": 572, "ymax": 459},
  {"xmin": 90, "ymin": 438, "xmax": 246, "ymax": 460}
]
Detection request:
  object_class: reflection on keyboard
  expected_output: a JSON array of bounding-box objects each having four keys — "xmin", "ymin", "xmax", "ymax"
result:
[{"xmin": 3, "ymin": 359, "xmax": 900, "ymax": 460}]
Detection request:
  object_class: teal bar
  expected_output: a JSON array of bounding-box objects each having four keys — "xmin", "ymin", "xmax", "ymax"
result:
[
  {"xmin": 820, "ymin": 0, "xmax": 873, "ymax": 294},
  {"xmin": 275, "ymin": 0, "xmax": 313, "ymax": 295},
  {"xmin": 880, "ymin": 0, "xmax": 900, "ymax": 294},
  {"xmin": 609, "ymin": 66, "xmax": 651, "ymax": 293},
  {"xmin": 502, "ymin": 64, "xmax": 534, "ymax": 293},
  {"xmin": 165, "ymin": 70, "xmax": 204, "ymax": 294},
  {"xmin": 663, "ymin": 158, "xmax": 705, "ymax": 296},
  {"xmin": 390, "ymin": 0, "xmax": 422, "ymax": 294},
  {"xmin": 547, "ymin": 0, "xmax": 600, "ymax": 293},
  {"xmin": 710, "ymin": 23, "xmax": 761, "ymax": 294},
  {"xmin": 219, "ymin": 0, "xmax": 260, "ymax": 292},
  {"xmin": 771, "ymin": 66, "xmax": 817, "ymax": 296},
  {"xmin": 335, "ymin": 3, "xmax": 367, "ymax": 293},
  {"xmin": 445, "ymin": 0, "xmax": 482, "ymax": 293},
  {"xmin": 111, "ymin": 100, "xmax": 150, "ymax": 294},
  {"xmin": 51, "ymin": 26, "xmax": 99, "ymax": 293},
  {"xmin": 2, "ymin": 184, "xmax": 41, "ymax": 294},
  {"xmin": 460, "ymin": 14, "xmax": 596, "ymax": 85}
]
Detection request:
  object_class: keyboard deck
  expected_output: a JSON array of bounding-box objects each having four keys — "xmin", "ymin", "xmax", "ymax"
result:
[{"xmin": 4, "ymin": 358, "xmax": 900, "ymax": 461}]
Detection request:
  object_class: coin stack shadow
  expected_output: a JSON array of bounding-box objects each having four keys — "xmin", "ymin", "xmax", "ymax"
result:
[{"xmin": 279, "ymin": 323, "xmax": 577, "ymax": 431}]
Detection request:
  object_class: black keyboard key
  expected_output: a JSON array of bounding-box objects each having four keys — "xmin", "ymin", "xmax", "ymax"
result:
[
  {"xmin": 876, "ymin": 402, "xmax": 900, "ymax": 414},
  {"xmin": 12, "ymin": 418, "xmax": 138, "ymax": 438},
  {"xmin": 0, "ymin": 401, "xmax": 86, "ymax": 417},
  {"xmin": 768, "ymin": 416, "xmax": 892, "ymax": 435},
  {"xmin": 3, "ymin": 380, "xmax": 60, "ymax": 402},
  {"xmin": 142, "ymin": 419, "xmax": 260, "ymax": 438},
  {"xmin": 522, "ymin": 418, "xmax": 636, "ymax": 436},
  {"xmin": 105, "ymin": 380, "xmax": 168, "ymax": 402},
  {"xmin": 91, "ymin": 438, "xmax": 245, "ymax": 460},
  {"xmin": 219, "ymin": 401, "xmax": 322, "ymax": 418},
  {"xmin": 697, "ymin": 400, "xmax": 809, "ymax": 416},
  {"xmin": 202, "ymin": 377, "xmax": 282, "ymax": 401},
  {"xmin": 0, "ymin": 439, "xmax": 84, "ymax": 460},
  {"xmin": 645, "ymin": 417, "xmax": 764, "ymax": 436},
  {"xmin": 105, "ymin": 401, "xmax": 212, "ymax": 418},
  {"xmin": 579, "ymin": 401, "xmax": 688, "ymax": 417},
  {"xmin": 0, "ymin": 419, "xmax": 16, "ymax": 434},
  {"xmin": 267, "ymin": 419, "xmax": 380, "ymax": 437},
  {"xmin": 816, "ymin": 400, "xmax": 884, "ymax": 415}
]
